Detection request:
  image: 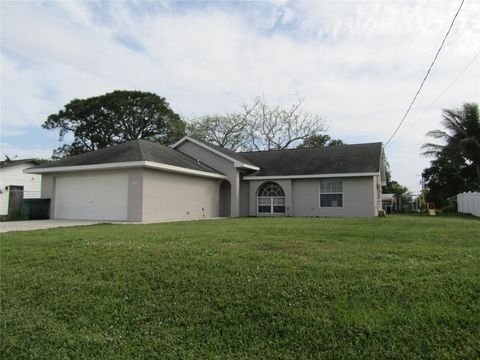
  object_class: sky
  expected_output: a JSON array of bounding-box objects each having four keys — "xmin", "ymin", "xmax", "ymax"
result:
[{"xmin": 1, "ymin": 0, "xmax": 479, "ymax": 193}]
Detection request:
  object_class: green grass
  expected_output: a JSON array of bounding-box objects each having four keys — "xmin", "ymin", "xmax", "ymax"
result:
[{"xmin": 1, "ymin": 215, "xmax": 479, "ymax": 359}]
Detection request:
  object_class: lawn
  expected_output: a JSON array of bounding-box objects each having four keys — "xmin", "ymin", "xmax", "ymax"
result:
[{"xmin": 1, "ymin": 215, "xmax": 479, "ymax": 359}]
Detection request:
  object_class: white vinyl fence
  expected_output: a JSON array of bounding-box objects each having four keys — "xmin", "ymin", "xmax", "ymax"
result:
[{"xmin": 457, "ymin": 192, "xmax": 480, "ymax": 217}]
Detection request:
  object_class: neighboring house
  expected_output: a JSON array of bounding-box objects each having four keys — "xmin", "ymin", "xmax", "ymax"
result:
[
  {"xmin": 382, "ymin": 193, "xmax": 395, "ymax": 214},
  {"xmin": 26, "ymin": 137, "xmax": 386, "ymax": 221},
  {"xmin": 0, "ymin": 159, "xmax": 42, "ymax": 216}
]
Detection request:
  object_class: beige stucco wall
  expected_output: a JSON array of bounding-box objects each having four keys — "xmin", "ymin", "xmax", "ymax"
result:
[
  {"xmin": 127, "ymin": 170, "xmax": 144, "ymax": 222},
  {"xmin": 239, "ymin": 175, "xmax": 250, "ymax": 216},
  {"xmin": 176, "ymin": 141, "xmax": 242, "ymax": 216},
  {"xmin": 40, "ymin": 168, "xmax": 221, "ymax": 222},
  {"xmin": 247, "ymin": 176, "xmax": 376, "ymax": 217},
  {"xmin": 141, "ymin": 168, "xmax": 220, "ymax": 222},
  {"xmin": 40, "ymin": 174, "xmax": 56, "ymax": 218},
  {"xmin": 292, "ymin": 177, "xmax": 376, "ymax": 217}
]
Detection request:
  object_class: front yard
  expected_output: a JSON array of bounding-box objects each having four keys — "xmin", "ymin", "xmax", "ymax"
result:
[{"xmin": 1, "ymin": 215, "xmax": 479, "ymax": 359}]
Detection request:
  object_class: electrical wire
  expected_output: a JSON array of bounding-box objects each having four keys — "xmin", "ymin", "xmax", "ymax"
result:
[
  {"xmin": 384, "ymin": 0, "xmax": 465, "ymax": 147},
  {"xmin": 394, "ymin": 51, "xmax": 480, "ymax": 142}
]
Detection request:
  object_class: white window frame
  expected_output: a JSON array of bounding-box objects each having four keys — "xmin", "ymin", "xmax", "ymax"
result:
[
  {"xmin": 257, "ymin": 182, "xmax": 286, "ymax": 215},
  {"xmin": 319, "ymin": 180, "xmax": 344, "ymax": 208}
]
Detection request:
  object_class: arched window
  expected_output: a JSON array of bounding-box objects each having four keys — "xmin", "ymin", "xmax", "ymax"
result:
[{"xmin": 257, "ymin": 182, "xmax": 285, "ymax": 214}]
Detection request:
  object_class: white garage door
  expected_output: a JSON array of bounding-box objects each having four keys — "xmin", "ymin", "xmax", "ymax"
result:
[{"xmin": 55, "ymin": 173, "xmax": 128, "ymax": 221}]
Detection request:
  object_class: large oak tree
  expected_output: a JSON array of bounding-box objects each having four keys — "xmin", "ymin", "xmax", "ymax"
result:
[{"xmin": 43, "ymin": 90, "xmax": 185, "ymax": 158}]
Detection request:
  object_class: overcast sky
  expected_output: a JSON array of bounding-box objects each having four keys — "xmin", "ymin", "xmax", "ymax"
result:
[{"xmin": 1, "ymin": 0, "xmax": 479, "ymax": 192}]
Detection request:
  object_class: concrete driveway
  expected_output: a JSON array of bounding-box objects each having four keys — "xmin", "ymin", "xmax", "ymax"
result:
[{"xmin": 0, "ymin": 220, "xmax": 104, "ymax": 233}]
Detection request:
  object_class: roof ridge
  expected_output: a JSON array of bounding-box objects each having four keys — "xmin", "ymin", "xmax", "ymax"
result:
[
  {"xmin": 239, "ymin": 142, "xmax": 382, "ymax": 154},
  {"xmin": 135, "ymin": 139, "xmax": 148, "ymax": 161}
]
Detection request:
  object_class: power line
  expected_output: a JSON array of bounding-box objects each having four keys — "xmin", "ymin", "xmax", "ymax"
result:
[
  {"xmin": 384, "ymin": 0, "xmax": 465, "ymax": 147},
  {"xmin": 394, "ymin": 51, "xmax": 480, "ymax": 142}
]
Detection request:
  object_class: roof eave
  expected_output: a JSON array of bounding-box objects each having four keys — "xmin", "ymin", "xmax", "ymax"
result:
[
  {"xmin": 243, "ymin": 172, "xmax": 380, "ymax": 180},
  {"xmin": 24, "ymin": 160, "xmax": 226, "ymax": 179}
]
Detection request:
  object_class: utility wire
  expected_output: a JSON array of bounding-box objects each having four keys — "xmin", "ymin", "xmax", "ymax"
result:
[
  {"xmin": 384, "ymin": 0, "xmax": 465, "ymax": 147},
  {"xmin": 395, "ymin": 51, "xmax": 480, "ymax": 142}
]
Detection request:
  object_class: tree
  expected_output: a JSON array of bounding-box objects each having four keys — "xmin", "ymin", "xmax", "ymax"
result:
[
  {"xmin": 422, "ymin": 147, "xmax": 478, "ymax": 208},
  {"xmin": 327, "ymin": 139, "xmax": 345, "ymax": 146},
  {"xmin": 188, "ymin": 97, "xmax": 327, "ymax": 151},
  {"xmin": 422, "ymin": 102, "xmax": 480, "ymax": 182},
  {"xmin": 421, "ymin": 102, "xmax": 480, "ymax": 208},
  {"xmin": 296, "ymin": 134, "xmax": 344, "ymax": 148},
  {"xmin": 43, "ymin": 90, "xmax": 185, "ymax": 158},
  {"xmin": 245, "ymin": 97, "xmax": 327, "ymax": 151},
  {"xmin": 186, "ymin": 101, "xmax": 258, "ymax": 151},
  {"xmin": 382, "ymin": 179, "xmax": 413, "ymax": 212}
]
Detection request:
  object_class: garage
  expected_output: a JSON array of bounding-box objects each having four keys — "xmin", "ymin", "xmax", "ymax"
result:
[{"xmin": 54, "ymin": 172, "xmax": 128, "ymax": 221}]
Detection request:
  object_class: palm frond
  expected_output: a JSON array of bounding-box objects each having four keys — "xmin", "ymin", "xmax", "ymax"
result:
[{"xmin": 426, "ymin": 129, "xmax": 448, "ymax": 139}]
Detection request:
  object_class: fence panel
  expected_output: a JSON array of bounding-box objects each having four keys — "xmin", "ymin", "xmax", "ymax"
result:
[{"xmin": 457, "ymin": 192, "xmax": 480, "ymax": 217}]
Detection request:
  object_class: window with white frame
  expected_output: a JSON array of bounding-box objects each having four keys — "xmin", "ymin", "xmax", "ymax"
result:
[
  {"xmin": 257, "ymin": 182, "xmax": 285, "ymax": 214},
  {"xmin": 320, "ymin": 180, "xmax": 343, "ymax": 207}
]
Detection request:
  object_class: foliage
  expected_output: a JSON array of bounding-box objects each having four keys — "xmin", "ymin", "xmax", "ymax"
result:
[
  {"xmin": 382, "ymin": 180, "xmax": 413, "ymax": 211},
  {"xmin": 43, "ymin": 90, "xmax": 185, "ymax": 158},
  {"xmin": 246, "ymin": 97, "xmax": 327, "ymax": 150},
  {"xmin": 383, "ymin": 157, "xmax": 392, "ymax": 186},
  {"xmin": 422, "ymin": 102, "xmax": 480, "ymax": 182},
  {"xmin": 422, "ymin": 147, "xmax": 478, "ymax": 208},
  {"xmin": 188, "ymin": 97, "xmax": 327, "ymax": 151},
  {"xmin": 422, "ymin": 102, "xmax": 480, "ymax": 207},
  {"xmin": 186, "ymin": 102, "xmax": 258, "ymax": 151},
  {"xmin": 297, "ymin": 134, "xmax": 344, "ymax": 148},
  {"xmin": 2, "ymin": 216, "xmax": 480, "ymax": 359}
]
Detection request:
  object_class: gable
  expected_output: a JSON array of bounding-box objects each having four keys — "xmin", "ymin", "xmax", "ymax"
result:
[{"xmin": 172, "ymin": 137, "xmax": 259, "ymax": 170}]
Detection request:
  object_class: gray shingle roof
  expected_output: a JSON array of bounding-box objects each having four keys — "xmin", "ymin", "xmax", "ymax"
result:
[
  {"xmin": 239, "ymin": 143, "xmax": 383, "ymax": 176},
  {"xmin": 33, "ymin": 140, "xmax": 220, "ymax": 174}
]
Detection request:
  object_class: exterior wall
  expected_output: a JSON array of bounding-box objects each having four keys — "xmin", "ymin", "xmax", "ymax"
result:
[
  {"xmin": 41, "ymin": 174, "xmax": 56, "ymax": 218},
  {"xmin": 239, "ymin": 178, "xmax": 250, "ymax": 216},
  {"xmin": 127, "ymin": 170, "xmax": 144, "ymax": 222},
  {"xmin": 0, "ymin": 164, "xmax": 42, "ymax": 216},
  {"xmin": 176, "ymin": 141, "xmax": 241, "ymax": 216},
  {"xmin": 374, "ymin": 175, "xmax": 382, "ymax": 213},
  {"xmin": 248, "ymin": 179, "xmax": 293, "ymax": 216},
  {"xmin": 141, "ymin": 168, "xmax": 220, "ymax": 222},
  {"xmin": 292, "ymin": 177, "xmax": 376, "ymax": 217}
]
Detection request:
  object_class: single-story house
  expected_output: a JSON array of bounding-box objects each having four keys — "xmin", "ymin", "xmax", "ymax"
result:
[
  {"xmin": 1, "ymin": 159, "xmax": 42, "ymax": 217},
  {"xmin": 25, "ymin": 137, "xmax": 386, "ymax": 221}
]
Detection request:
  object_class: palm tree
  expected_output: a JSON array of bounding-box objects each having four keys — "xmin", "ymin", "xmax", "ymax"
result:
[{"xmin": 422, "ymin": 102, "xmax": 480, "ymax": 182}]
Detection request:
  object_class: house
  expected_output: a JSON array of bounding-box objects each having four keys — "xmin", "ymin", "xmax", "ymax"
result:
[
  {"xmin": 1, "ymin": 159, "xmax": 42, "ymax": 217},
  {"xmin": 25, "ymin": 137, "xmax": 386, "ymax": 221},
  {"xmin": 382, "ymin": 193, "xmax": 395, "ymax": 214}
]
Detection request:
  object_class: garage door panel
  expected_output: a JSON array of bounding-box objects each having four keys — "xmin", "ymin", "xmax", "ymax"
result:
[{"xmin": 55, "ymin": 173, "xmax": 128, "ymax": 221}]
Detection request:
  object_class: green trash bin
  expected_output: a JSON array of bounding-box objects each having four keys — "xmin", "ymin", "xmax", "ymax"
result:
[{"xmin": 21, "ymin": 199, "xmax": 51, "ymax": 220}]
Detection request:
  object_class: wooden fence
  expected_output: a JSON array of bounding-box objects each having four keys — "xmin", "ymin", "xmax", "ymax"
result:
[{"xmin": 457, "ymin": 192, "xmax": 480, "ymax": 217}]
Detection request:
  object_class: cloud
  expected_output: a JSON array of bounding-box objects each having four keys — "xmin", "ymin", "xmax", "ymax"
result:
[{"xmin": 1, "ymin": 0, "xmax": 479, "ymax": 192}]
